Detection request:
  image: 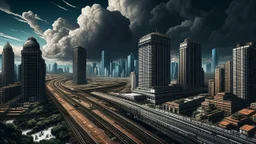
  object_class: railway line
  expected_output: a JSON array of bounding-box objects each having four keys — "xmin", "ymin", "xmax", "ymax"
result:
[
  {"xmin": 59, "ymin": 79, "xmax": 166, "ymax": 144},
  {"xmin": 47, "ymin": 81, "xmax": 95, "ymax": 144},
  {"xmin": 49, "ymin": 78, "xmax": 140, "ymax": 144}
]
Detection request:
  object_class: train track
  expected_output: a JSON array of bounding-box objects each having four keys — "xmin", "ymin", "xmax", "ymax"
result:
[
  {"xmin": 51, "ymin": 78, "xmax": 137, "ymax": 144},
  {"xmin": 47, "ymin": 80, "xmax": 95, "ymax": 144},
  {"xmin": 59, "ymin": 78, "xmax": 166, "ymax": 144}
]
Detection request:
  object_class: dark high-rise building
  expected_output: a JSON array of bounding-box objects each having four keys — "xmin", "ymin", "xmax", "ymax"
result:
[
  {"xmin": 178, "ymin": 38, "xmax": 203, "ymax": 89},
  {"xmin": 48, "ymin": 64, "xmax": 51, "ymax": 72},
  {"xmin": 53, "ymin": 62, "xmax": 58, "ymax": 73},
  {"xmin": 2, "ymin": 42, "xmax": 14, "ymax": 86},
  {"xmin": 21, "ymin": 37, "xmax": 46, "ymax": 102},
  {"xmin": 211, "ymin": 48, "xmax": 218, "ymax": 73},
  {"xmin": 171, "ymin": 62, "xmax": 178, "ymax": 80},
  {"xmin": 127, "ymin": 53, "xmax": 134, "ymax": 75},
  {"xmin": 233, "ymin": 42, "xmax": 256, "ymax": 105},
  {"xmin": 138, "ymin": 32, "xmax": 170, "ymax": 89},
  {"xmin": 73, "ymin": 46, "xmax": 87, "ymax": 84}
]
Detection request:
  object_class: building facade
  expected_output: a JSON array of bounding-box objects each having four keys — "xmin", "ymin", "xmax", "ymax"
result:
[
  {"xmin": 178, "ymin": 38, "xmax": 203, "ymax": 89},
  {"xmin": 208, "ymin": 79, "xmax": 215, "ymax": 96},
  {"xmin": 127, "ymin": 53, "xmax": 134, "ymax": 76},
  {"xmin": 73, "ymin": 46, "xmax": 87, "ymax": 84},
  {"xmin": 2, "ymin": 42, "xmax": 14, "ymax": 86},
  {"xmin": 215, "ymin": 66, "xmax": 225, "ymax": 94},
  {"xmin": 171, "ymin": 62, "xmax": 178, "ymax": 80},
  {"xmin": 225, "ymin": 61, "xmax": 233, "ymax": 93},
  {"xmin": 131, "ymin": 71, "xmax": 137, "ymax": 90},
  {"xmin": 138, "ymin": 32, "xmax": 171, "ymax": 89},
  {"xmin": 233, "ymin": 42, "xmax": 256, "ymax": 105},
  {"xmin": 21, "ymin": 37, "xmax": 46, "ymax": 102}
]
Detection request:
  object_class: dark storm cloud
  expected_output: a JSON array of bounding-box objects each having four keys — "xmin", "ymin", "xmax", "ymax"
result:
[
  {"xmin": 26, "ymin": 0, "xmax": 255, "ymax": 62},
  {"xmin": 43, "ymin": 4, "xmax": 132, "ymax": 61}
]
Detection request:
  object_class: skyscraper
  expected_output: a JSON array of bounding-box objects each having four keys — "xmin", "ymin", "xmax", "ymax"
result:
[
  {"xmin": 233, "ymin": 42, "xmax": 256, "ymax": 105},
  {"xmin": 215, "ymin": 65, "xmax": 225, "ymax": 94},
  {"xmin": 208, "ymin": 79, "xmax": 215, "ymax": 96},
  {"xmin": 225, "ymin": 61, "xmax": 233, "ymax": 93},
  {"xmin": 138, "ymin": 32, "xmax": 170, "ymax": 89},
  {"xmin": 131, "ymin": 72, "xmax": 137, "ymax": 90},
  {"xmin": 73, "ymin": 46, "xmax": 87, "ymax": 84},
  {"xmin": 211, "ymin": 48, "xmax": 218, "ymax": 73},
  {"xmin": 100, "ymin": 50, "xmax": 108, "ymax": 76},
  {"xmin": 178, "ymin": 38, "xmax": 203, "ymax": 89},
  {"xmin": 127, "ymin": 53, "xmax": 134, "ymax": 75},
  {"xmin": 21, "ymin": 37, "xmax": 46, "ymax": 102},
  {"xmin": 171, "ymin": 62, "xmax": 178, "ymax": 80},
  {"xmin": 48, "ymin": 64, "xmax": 51, "ymax": 73},
  {"xmin": 53, "ymin": 62, "xmax": 58, "ymax": 73},
  {"xmin": 2, "ymin": 42, "xmax": 14, "ymax": 86}
]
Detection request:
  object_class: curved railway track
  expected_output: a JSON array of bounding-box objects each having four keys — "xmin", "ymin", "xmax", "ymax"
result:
[{"xmin": 59, "ymin": 78, "xmax": 166, "ymax": 144}]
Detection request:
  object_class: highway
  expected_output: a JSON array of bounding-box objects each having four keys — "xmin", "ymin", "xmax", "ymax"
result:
[
  {"xmin": 90, "ymin": 91, "xmax": 256, "ymax": 144},
  {"xmin": 47, "ymin": 77, "xmax": 165, "ymax": 144}
]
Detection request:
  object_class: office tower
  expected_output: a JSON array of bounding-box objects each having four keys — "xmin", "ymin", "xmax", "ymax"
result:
[
  {"xmin": 119, "ymin": 59, "xmax": 125, "ymax": 77},
  {"xmin": 53, "ymin": 62, "xmax": 58, "ymax": 73},
  {"xmin": 233, "ymin": 42, "xmax": 256, "ymax": 105},
  {"xmin": 87, "ymin": 64, "xmax": 93, "ymax": 75},
  {"xmin": 225, "ymin": 61, "xmax": 233, "ymax": 93},
  {"xmin": 171, "ymin": 62, "xmax": 178, "ymax": 80},
  {"xmin": 211, "ymin": 48, "xmax": 218, "ymax": 73},
  {"xmin": 206, "ymin": 63, "xmax": 211, "ymax": 73},
  {"xmin": 115, "ymin": 64, "xmax": 120, "ymax": 77},
  {"xmin": 73, "ymin": 46, "xmax": 87, "ymax": 84},
  {"xmin": 92, "ymin": 63, "xmax": 96, "ymax": 74},
  {"xmin": 48, "ymin": 64, "xmax": 51, "ymax": 72},
  {"xmin": 215, "ymin": 66, "xmax": 225, "ymax": 94},
  {"xmin": 208, "ymin": 79, "xmax": 215, "ymax": 96},
  {"xmin": 18, "ymin": 65, "xmax": 21, "ymax": 81},
  {"xmin": 2, "ymin": 42, "xmax": 14, "ymax": 86},
  {"xmin": 127, "ymin": 53, "xmax": 134, "ymax": 75},
  {"xmin": 100, "ymin": 50, "xmax": 109, "ymax": 76},
  {"xmin": 138, "ymin": 32, "xmax": 170, "ymax": 89},
  {"xmin": 178, "ymin": 38, "xmax": 203, "ymax": 89},
  {"xmin": 21, "ymin": 37, "xmax": 46, "ymax": 102},
  {"xmin": 67, "ymin": 67, "xmax": 70, "ymax": 73},
  {"xmin": 109, "ymin": 62, "xmax": 113, "ymax": 76},
  {"xmin": 131, "ymin": 72, "xmax": 137, "ymax": 90}
]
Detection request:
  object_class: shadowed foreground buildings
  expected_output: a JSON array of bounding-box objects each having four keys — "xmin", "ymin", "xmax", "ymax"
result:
[
  {"xmin": 21, "ymin": 37, "xmax": 46, "ymax": 102},
  {"xmin": 2, "ymin": 42, "xmax": 14, "ymax": 86},
  {"xmin": 73, "ymin": 46, "xmax": 87, "ymax": 84},
  {"xmin": 233, "ymin": 42, "xmax": 256, "ymax": 105}
]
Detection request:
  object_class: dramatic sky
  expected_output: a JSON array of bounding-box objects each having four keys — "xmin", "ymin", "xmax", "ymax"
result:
[{"xmin": 0, "ymin": 0, "xmax": 255, "ymax": 65}]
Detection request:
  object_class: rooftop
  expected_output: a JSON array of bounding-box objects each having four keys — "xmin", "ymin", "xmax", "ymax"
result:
[
  {"xmin": 219, "ymin": 120, "xmax": 231, "ymax": 126},
  {"xmin": 238, "ymin": 108, "xmax": 255, "ymax": 116},
  {"xmin": 240, "ymin": 124, "xmax": 255, "ymax": 132},
  {"xmin": 139, "ymin": 32, "xmax": 169, "ymax": 41}
]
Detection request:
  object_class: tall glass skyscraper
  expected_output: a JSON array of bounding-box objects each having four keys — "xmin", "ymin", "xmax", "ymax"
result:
[
  {"xmin": 101, "ymin": 50, "xmax": 105, "ymax": 76},
  {"xmin": 73, "ymin": 46, "xmax": 87, "ymax": 84},
  {"xmin": 211, "ymin": 48, "xmax": 218, "ymax": 73},
  {"xmin": 171, "ymin": 62, "xmax": 178, "ymax": 80}
]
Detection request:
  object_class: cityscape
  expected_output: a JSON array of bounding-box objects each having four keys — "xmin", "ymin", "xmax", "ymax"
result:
[{"xmin": 0, "ymin": 0, "xmax": 256, "ymax": 144}]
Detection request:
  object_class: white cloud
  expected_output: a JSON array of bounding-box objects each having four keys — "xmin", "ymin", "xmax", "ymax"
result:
[
  {"xmin": 51, "ymin": 2, "xmax": 71, "ymax": 11},
  {"xmin": 0, "ymin": 32, "xmax": 22, "ymax": 42},
  {"xmin": 62, "ymin": 0, "xmax": 78, "ymax": 8}
]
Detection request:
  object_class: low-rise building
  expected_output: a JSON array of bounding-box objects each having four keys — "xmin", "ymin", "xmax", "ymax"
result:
[
  {"xmin": 201, "ymin": 92, "xmax": 245, "ymax": 116},
  {"xmin": 0, "ymin": 83, "xmax": 21, "ymax": 103},
  {"xmin": 238, "ymin": 108, "xmax": 256, "ymax": 117},
  {"xmin": 240, "ymin": 125, "xmax": 256, "ymax": 137},
  {"xmin": 219, "ymin": 114, "xmax": 252, "ymax": 130},
  {"xmin": 163, "ymin": 94, "xmax": 207, "ymax": 114}
]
